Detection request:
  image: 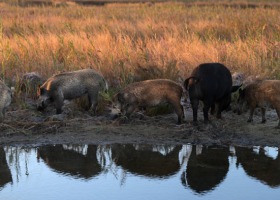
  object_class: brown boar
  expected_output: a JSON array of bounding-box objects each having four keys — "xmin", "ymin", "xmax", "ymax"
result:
[
  {"xmin": 37, "ymin": 69, "xmax": 108, "ymax": 114},
  {"xmin": 231, "ymin": 72, "xmax": 260, "ymax": 113},
  {"xmin": 0, "ymin": 80, "xmax": 12, "ymax": 122},
  {"xmin": 238, "ymin": 80, "xmax": 280, "ymax": 128},
  {"xmin": 114, "ymin": 79, "xmax": 184, "ymax": 124}
]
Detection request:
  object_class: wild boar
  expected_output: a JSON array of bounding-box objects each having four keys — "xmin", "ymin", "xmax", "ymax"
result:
[
  {"xmin": 37, "ymin": 69, "xmax": 108, "ymax": 114},
  {"xmin": 231, "ymin": 72, "xmax": 261, "ymax": 113},
  {"xmin": 0, "ymin": 80, "xmax": 12, "ymax": 122},
  {"xmin": 114, "ymin": 79, "xmax": 184, "ymax": 124},
  {"xmin": 238, "ymin": 80, "xmax": 280, "ymax": 128},
  {"xmin": 184, "ymin": 63, "xmax": 236, "ymax": 123}
]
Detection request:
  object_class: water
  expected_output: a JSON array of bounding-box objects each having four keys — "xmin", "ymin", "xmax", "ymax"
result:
[{"xmin": 0, "ymin": 144, "xmax": 280, "ymax": 200}]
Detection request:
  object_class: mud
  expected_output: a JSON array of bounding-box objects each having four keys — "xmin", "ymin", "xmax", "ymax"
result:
[{"xmin": 0, "ymin": 98, "xmax": 279, "ymax": 147}]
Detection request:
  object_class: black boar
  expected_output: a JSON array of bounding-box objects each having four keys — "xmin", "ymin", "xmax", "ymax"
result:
[
  {"xmin": 184, "ymin": 63, "xmax": 234, "ymax": 123},
  {"xmin": 238, "ymin": 80, "xmax": 280, "ymax": 128},
  {"xmin": 114, "ymin": 79, "xmax": 184, "ymax": 124},
  {"xmin": 37, "ymin": 69, "xmax": 108, "ymax": 114},
  {"xmin": 0, "ymin": 80, "xmax": 12, "ymax": 122}
]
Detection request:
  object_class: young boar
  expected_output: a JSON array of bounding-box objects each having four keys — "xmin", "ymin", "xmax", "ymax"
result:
[
  {"xmin": 114, "ymin": 79, "xmax": 184, "ymax": 124},
  {"xmin": 0, "ymin": 80, "xmax": 12, "ymax": 122},
  {"xmin": 238, "ymin": 80, "xmax": 280, "ymax": 128},
  {"xmin": 37, "ymin": 69, "xmax": 108, "ymax": 114},
  {"xmin": 184, "ymin": 63, "xmax": 235, "ymax": 123}
]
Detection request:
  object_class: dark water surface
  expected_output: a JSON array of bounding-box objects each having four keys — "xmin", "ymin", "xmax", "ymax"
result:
[{"xmin": 0, "ymin": 144, "xmax": 280, "ymax": 200}]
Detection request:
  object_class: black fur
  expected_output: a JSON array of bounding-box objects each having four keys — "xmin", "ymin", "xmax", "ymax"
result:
[{"xmin": 184, "ymin": 63, "xmax": 233, "ymax": 123}]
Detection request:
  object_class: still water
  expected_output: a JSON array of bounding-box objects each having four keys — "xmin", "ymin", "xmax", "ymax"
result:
[{"xmin": 0, "ymin": 144, "xmax": 280, "ymax": 200}]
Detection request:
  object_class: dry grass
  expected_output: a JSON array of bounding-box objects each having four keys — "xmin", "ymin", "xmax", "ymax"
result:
[{"xmin": 0, "ymin": 1, "xmax": 280, "ymax": 90}]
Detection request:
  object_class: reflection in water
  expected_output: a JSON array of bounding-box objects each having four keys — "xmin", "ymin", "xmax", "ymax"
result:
[
  {"xmin": 37, "ymin": 145, "xmax": 101, "ymax": 179},
  {"xmin": 1, "ymin": 144, "xmax": 280, "ymax": 200},
  {"xmin": 236, "ymin": 147, "xmax": 280, "ymax": 187},
  {"xmin": 181, "ymin": 145, "xmax": 229, "ymax": 194},
  {"xmin": 111, "ymin": 144, "xmax": 181, "ymax": 179},
  {"xmin": 0, "ymin": 147, "xmax": 12, "ymax": 190}
]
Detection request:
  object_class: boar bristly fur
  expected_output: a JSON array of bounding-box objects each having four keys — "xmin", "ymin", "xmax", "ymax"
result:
[
  {"xmin": 37, "ymin": 69, "xmax": 108, "ymax": 114},
  {"xmin": 238, "ymin": 80, "xmax": 280, "ymax": 128},
  {"xmin": 184, "ymin": 63, "xmax": 233, "ymax": 123},
  {"xmin": 0, "ymin": 80, "xmax": 12, "ymax": 122},
  {"xmin": 114, "ymin": 79, "xmax": 184, "ymax": 124}
]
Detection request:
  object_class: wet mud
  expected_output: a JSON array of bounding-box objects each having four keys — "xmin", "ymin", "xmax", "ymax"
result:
[{"xmin": 0, "ymin": 99, "xmax": 279, "ymax": 147}]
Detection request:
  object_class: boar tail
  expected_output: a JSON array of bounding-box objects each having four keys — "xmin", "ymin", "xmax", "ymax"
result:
[{"xmin": 184, "ymin": 76, "xmax": 199, "ymax": 90}]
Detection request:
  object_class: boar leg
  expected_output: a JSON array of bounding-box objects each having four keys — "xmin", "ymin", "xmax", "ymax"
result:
[
  {"xmin": 88, "ymin": 95, "xmax": 98, "ymax": 115},
  {"xmin": 203, "ymin": 98, "xmax": 213, "ymax": 122},
  {"xmin": 55, "ymin": 100, "xmax": 63, "ymax": 114},
  {"xmin": 203, "ymin": 104, "xmax": 210, "ymax": 122},
  {"xmin": 210, "ymin": 104, "xmax": 215, "ymax": 115},
  {"xmin": 191, "ymin": 99, "xmax": 199, "ymax": 122},
  {"xmin": 247, "ymin": 107, "xmax": 255, "ymax": 123},
  {"xmin": 169, "ymin": 99, "xmax": 183, "ymax": 124},
  {"xmin": 124, "ymin": 105, "xmax": 136, "ymax": 118},
  {"xmin": 261, "ymin": 108, "xmax": 266, "ymax": 123},
  {"xmin": 0, "ymin": 109, "xmax": 3, "ymax": 122},
  {"xmin": 216, "ymin": 96, "xmax": 231, "ymax": 119},
  {"xmin": 53, "ymin": 94, "xmax": 64, "ymax": 114},
  {"xmin": 88, "ymin": 89, "xmax": 99, "ymax": 115}
]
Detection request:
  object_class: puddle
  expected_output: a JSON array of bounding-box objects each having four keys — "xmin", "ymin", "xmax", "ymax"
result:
[{"xmin": 0, "ymin": 144, "xmax": 280, "ymax": 200}]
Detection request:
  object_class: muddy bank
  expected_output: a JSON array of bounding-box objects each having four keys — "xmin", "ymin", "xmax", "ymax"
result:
[{"xmin": 0, "ymin": 100, "xmax": 279, "ymax": 147}]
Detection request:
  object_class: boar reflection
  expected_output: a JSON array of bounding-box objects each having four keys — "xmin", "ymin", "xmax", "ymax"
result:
[
  {"xmin": 112, "ymin": 144, "xmax": 181, "ymax": 178},
  {"xmin": 236, "ymin": 147, "xmax": 280, "ymax": 187},
  {"xmin": 0, "ymin": 147, "xmax": 12, "ymax": 190},
  {"xmin": 38, "ymin": 145, "xmax": 101, "ymax": 179},
  {"xmin": 181, "ymin": 146, "xmax": 229, "ymax": 194}
]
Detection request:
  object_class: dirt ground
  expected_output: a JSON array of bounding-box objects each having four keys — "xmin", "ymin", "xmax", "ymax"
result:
[{"xmin": 0, "ymin": 99, "xmax": 279, "ymax": 147}]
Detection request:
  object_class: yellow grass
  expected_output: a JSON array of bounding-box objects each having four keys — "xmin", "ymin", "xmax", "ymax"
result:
[{"xmin": 0, "ymin": 2, "xmax": 280, "ymax": 88}]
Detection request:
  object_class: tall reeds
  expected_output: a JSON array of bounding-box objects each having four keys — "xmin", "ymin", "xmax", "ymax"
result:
[{"xmin": 0, "ymin": 2, "xmax": 280, "ymax": 88}]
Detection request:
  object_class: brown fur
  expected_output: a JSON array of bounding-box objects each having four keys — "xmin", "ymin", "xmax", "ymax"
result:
[
  {"xmin": 0, "ymin": 80, "xmax": 12, "ymax": 122},
  {"xmin": 238, "ymin": 80, "xmax": 280, "ymax": 128},
  {"xmin": 114, "ymin": 79, "xmax": 184, "ymax": 124}
]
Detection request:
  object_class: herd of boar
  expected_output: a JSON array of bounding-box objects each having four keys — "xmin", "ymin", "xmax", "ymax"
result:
[{"xmin": 0, "ymin": 62, "xmax": 279, "ymax": 128}]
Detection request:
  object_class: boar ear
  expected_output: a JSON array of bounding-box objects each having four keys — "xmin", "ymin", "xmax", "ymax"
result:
[
  {"xmin": 37, "ymin": 85, "xmax": 41, "ymax": 96},
  {"xmin": 231, "ymin": 84, "xmax": 242, "ymax": 93}
]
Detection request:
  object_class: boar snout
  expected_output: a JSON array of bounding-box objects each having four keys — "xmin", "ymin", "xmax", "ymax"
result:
[{"xmin": 37, "ymin": 102, "xmax": 46, "ymax": 112}]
